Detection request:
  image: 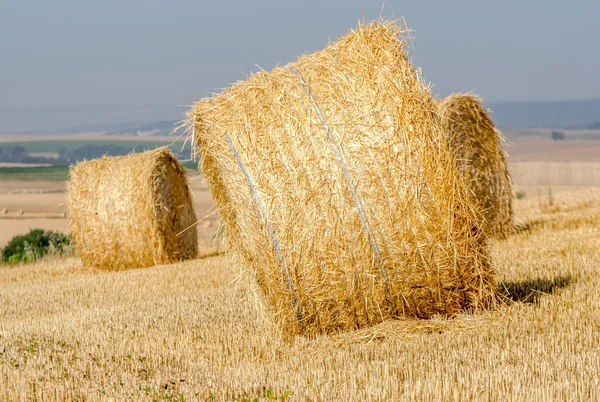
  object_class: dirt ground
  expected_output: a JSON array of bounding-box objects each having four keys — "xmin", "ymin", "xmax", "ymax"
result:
[
  {"xmin": 0, "ymin": 163, "xmax": 53, "ymax": 167},
  {"xmin": 0, "ymin": 180, "xmax": 66, "ymax": 194},
  {"xmin": 0, "ymin": 193, "xmax": 66, "ymax": 214},
  {"xmin": 506, "ymin": 139, "xmax": 600, "ymax": 161},
  {"xmin": 0, "ymin": 219, "xmax": 71, "ymax": 245},
  {"xmin": 504, "ymin": 139, "xmax": 600, "ymax": 190}
]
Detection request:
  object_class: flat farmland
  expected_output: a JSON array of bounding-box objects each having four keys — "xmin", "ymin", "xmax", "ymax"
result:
[
  {"xmin": 2, "ymin": 187, "xmax": 600, "ymax": 400},
  {"xmin": 509, "ymin": 162, "xmax": 600, "ymax": 187},
  {"xmin": 0, "ymin": 134, "xmax": 192, "ymax": 157},
  {"xmin": 0, "ymin": 166, "xmax": 69, "ymax": 182},
  {"xmin": 1, "ymin": 136, "xmax": 600, "ymax": 400},
  {"xmin": 506, "ymin": 139, "xmax": 600, "ymax": 161},
  {"xmin": 505, "ymin": 139, "xmax": 600, "ymax": 197},
  {"xmin": 0, "ymin": 175, "xmax": 218, "ymax": 248},
  {"xmin": 1, "ymin": 138, "xmax": 600, "ymax": 247}
]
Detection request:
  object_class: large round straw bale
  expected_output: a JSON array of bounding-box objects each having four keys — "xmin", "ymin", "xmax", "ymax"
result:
[
  {"xmin": 436, "ymin": 93, "xmax": 515, "ymax": 238},
  {"xmin": 187, "ymin": 21, "xmax": 496, "ymax": 336},
  {"xmin": 67, "ymin": 148, "xmax": 197, "ymax": 269}
]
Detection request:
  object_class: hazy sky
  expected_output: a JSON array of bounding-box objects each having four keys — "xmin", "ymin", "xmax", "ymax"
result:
[{"xmin": 1, "ymin": 0, "xmax": 598, "ymax": 108}]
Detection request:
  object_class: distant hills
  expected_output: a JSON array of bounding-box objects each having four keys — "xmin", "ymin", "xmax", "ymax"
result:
[
  {"xmin": 107, "ymin": 121, "xmax": 183, "ymax": 137},
  {"xmin": 488, "ymin": 99, "xmax": 600, "ymax": 129},
  {"xmin": 0, "ymin": 104, "xmax": 184, "ymax": 135},
  {"xmin": 1, "ymin": 99, "xmax": 599, "ymax": 134}
]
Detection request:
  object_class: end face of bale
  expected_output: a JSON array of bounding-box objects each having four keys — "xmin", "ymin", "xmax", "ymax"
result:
[
  {"xmin": 437, "ymin": 93, "xmax": 515, "ymax": 239},
  {"xmin": 187, "ymin": 21, "xmax": 497, "ymax": 336},
  {"xmin": 67, "ymin": 148, "xmax": 198, "ymax": 269}
]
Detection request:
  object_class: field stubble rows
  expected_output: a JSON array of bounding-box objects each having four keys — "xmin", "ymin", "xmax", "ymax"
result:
[{"xmin": 0, "ymin": 188, "xmax": 600, "ymax": 400}]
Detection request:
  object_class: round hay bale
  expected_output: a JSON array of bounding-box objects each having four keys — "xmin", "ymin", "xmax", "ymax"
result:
[
  {"xmin": 436, "ymin": 93, "xmax": 515, "ymax": 238},
  {"xmin": 67, "ymin": 148, "xmax": 198, "ymax": 269},
  {"xmin": 0, "ymin": 207, "xmax": 6, "ymax": 215},
  {"xmin": 187, "ymin": 21, "xmax": 496, "ymax": 336}
]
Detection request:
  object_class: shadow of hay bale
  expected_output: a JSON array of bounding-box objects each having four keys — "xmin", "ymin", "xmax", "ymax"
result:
[{"xmin": 499, "ymin": 275, "xmax": 573, "ymax": 304}]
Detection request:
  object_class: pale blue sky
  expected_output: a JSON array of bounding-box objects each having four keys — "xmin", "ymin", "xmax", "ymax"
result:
[{"xmin": 1, "ymin": 0, "xmax": 598, "ymax": 107}]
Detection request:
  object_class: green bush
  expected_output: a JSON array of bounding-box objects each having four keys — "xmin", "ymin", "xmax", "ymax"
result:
[
  {"xmin": 515, "ymin": 191, "xmax": 526, "ymax": 200},
  {"xmin": 1, "ymin": 229, "xmax": 72, "ymax": 264}
]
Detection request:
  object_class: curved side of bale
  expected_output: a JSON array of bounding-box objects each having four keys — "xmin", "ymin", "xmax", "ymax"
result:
[
  {"xmin": 187, "ymin": 21, "xmax": 497, "ymax": 336},
  {"xmin": 67, "ymin": 148, "xmax": 198, "ymax": 269},
  {"xmin": 437, "ymin": 93, "xmax": 515, "ymax": 238}
]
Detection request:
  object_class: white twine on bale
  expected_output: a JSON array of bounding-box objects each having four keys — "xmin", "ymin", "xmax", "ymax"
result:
[
  {"xmin": 267, "ymin": 130, "xmax": 343, "ymax": 323},
  {"xmin": 293, "ymin": 68, "xmax": 395, "ymax": 309},
  {"xmin": 288, "ymin": 80, "xmax": 373, "ymax": 323},
  {"xmin": 224, "ymin": 133, "xmax": 305, "ymax": 330},
  {"xmin": 289, "ymin": 74, "xmax": 380, "ymax": 323}
]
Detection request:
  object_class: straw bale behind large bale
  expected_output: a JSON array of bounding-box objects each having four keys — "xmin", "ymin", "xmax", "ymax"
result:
[
  {"xmin": 187, "ymin": 21, "xmax": 497, "ymax": 336},
  {"xmin": 67, "ymin": 148, "xmax": 197, "ymax": 269},
  {"xmin": 436, "ymin": 93, "xmax": 515, "ymax": 238}
]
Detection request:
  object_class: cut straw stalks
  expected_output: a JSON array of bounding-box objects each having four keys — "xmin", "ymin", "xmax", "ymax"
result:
[
  {"xmin": 436, "ymin": 93, "xmax": 515, "ymax": 239},
  {"xmin": 67, "ymin": 148, "xmax": 198, "ymax": 269},
  {"xmin": 187, "ymin": 20, "xmax": 497, "ymax": 337}
]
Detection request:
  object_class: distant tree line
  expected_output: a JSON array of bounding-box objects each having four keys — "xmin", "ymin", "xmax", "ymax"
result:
[
  {"xmin": 0, "ymin": 144, "xmax": 186, "ymax": 165},
  {"xmin": 0, "ymin": 145, "xmax": 54, "ymax": 164},
  {"xmin": 57, "ymin": 144, "xmax": 134, "ymax": 164},
  {"xmin": 551, "ymin": 131, "xmax": 565, "ymax": 140}
]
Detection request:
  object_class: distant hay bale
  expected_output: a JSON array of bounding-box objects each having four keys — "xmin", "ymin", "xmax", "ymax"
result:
[
  {"xmin": 67, "ymin": 148, "xmax": 198, "ymax": 269},
  {"xmin": 436, "ymin": 93, "xmax": 515, "ymax": 238},
  {"xmin": 187, "ymin": 21, "xmax": 496, "ymax": 336}
]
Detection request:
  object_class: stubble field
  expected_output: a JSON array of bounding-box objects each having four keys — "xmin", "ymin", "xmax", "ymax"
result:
[
  {"xmin": 1, "ymin": 138, "xmax": 599, "ymax": 400},
  {"xmin": 1, "ymin": 187, "xmax": 600, "ymax": 400}
]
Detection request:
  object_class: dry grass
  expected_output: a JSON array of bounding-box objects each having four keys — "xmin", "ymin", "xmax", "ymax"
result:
[
  {"xmin": 187, "ymin": 20, "xmax": 494, "ymax": 336},
  {"xmin": 1, "ymin": 187, "xmax": 600, "ymax": 400}
]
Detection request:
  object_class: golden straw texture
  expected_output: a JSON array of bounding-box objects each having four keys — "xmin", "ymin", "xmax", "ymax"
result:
[
  {"xmin": 437, "ymin": 93, "xmax": 515, "ymax": 238},
  {"xmin": 187, "ymin": 21, "xmax": 496, "ymax": 336},
  {"xmin": 67, "ymin": 148, "xmax": 198, "ymax": 269}
]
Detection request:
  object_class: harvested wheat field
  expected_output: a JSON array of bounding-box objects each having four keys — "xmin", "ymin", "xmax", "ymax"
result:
[{"xmin": 1, "ymin": 187, "xmax": 600, "ymax": 400}]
